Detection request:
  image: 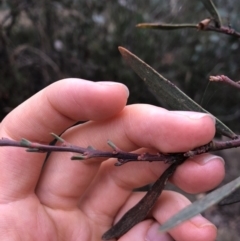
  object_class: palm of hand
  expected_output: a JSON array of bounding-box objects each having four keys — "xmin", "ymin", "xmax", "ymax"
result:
[{"xmin": 0, "ymin": 79, "xmax": 224, "ymax": 241}]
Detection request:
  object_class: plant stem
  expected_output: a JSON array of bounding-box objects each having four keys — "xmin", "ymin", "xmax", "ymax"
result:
[
  {"xmin": 209, "ymin": 75, "xmax": 240, "ymax": 91},
  {"xmin": 102, "ymin": 158, "xmax": 186, "ymax": 240}
]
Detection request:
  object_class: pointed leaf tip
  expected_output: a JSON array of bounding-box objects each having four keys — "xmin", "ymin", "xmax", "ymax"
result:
[
  {"xmin": 21, "ymin": 138, "xmax": 31, "ymax": 146},
  {"xmin": 50, "ymin": 133, "xmax": 64, "ymax": 142},
  {"xmin": 118, "ymin": 46, "xmax": 128, "ymax": 57},
  {"xmin": 118, "ymin": 47, "xmax": 237, "ymax": 139},
  {"xmin": 107, "ymin": 140, "xmax": 118, "ymax": 151},
  {"xmin": 201, "ymin": 0, "xmax": 222, "ymax": 27},
  {"xmin": 71, "ymin": 155, "xmax": 86, "ymax": 160},
  {"xmin": 159, "ymin": 175, "xmax": 240, "ymax": 232}
]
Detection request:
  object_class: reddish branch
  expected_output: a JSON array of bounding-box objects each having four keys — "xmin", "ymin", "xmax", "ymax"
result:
[
  {"xmin": 0, "ymin": 134, "xmax": 185, "ymax": 166},
  {"xmin": 205, "ymin": 25, "xmax": 240, "ymax": 37},
  {"xmin": 209, "ymin": 75, "xmax": 240, "ymax": 91},
  {"xmin": 137, "ymin": 19, "xmax": 240, "ymax": 39},
  {"xmin": 1, "ymin": 133, "xmax": 240, "ymax": 239},
  {"xmin": 1, "ymin": 134, "xmax": 240, "ymax": 165}
]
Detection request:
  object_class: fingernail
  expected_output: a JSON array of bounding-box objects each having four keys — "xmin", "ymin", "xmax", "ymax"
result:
[
  {"xmin": 190, "ymin": 215, "xmax": 217, "ymax": 230},
  {"xmin": 97, "ymin": 81, "xmax": 121, "ymax": 86},
  {"xmin": 188, "ymin": 113, "xmax": 215, "ymax": 124},
  {"xmin": 145, "ymin": 222, "xmax": 174, "ymax": 241},
  {"xmin": 174, "ymin": 111, "xmax": 216, "ymax": 124},
  {"xmin": 193, "ymin": 154, "xmax": 225, "ymax": 166},
  {"xmin": 97, "ymin": 81, "xmax": 129, "ymax": 97}
]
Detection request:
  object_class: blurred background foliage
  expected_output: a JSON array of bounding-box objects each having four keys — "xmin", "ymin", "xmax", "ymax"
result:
[{"xmin": 0, "ymin": 0, "xmax": 240, "ymax": 133}]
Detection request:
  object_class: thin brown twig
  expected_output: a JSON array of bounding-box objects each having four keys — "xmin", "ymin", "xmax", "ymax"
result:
[
  {"xmin": 209, "ymin": 75, "xmax": 240, "ymax": 91},
  {"xmin": 137, "ymin": 20, "xmax": 240, "ymax": 39},
  {"xmin": 184, "ymin": 137, "xmax": 240, "ymax": 157},
  {"xmin": 2, "ymin": 134, "xmax": 240, "ymax": 164},
  {"xmin": 102, "ymin": 159, "xmax": 186, "ymax": 240},
  {"xmin": 0, "ymin": 136, "xmax": 184, "ymax": 166},
  {"xmin": 1, "ymin": 133, "xmax": 240, "ymax": 239},
  {"xmin": 202, "ymin": 25, "xmax": 240, "ymax": 38}
]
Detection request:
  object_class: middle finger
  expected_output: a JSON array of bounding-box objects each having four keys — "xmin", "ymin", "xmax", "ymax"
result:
[{"xmin": 36, "ymin": 105, "xmax": 217, "ymax": 210}]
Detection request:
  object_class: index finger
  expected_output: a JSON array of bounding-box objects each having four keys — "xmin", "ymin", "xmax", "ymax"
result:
[{"xmin": 0, "ymin": 79, "xmax": 129, "ymax": 201}]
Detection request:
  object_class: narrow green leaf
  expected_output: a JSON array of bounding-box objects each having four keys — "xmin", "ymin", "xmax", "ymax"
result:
[
  {"xmin": 50, "ymin": 132, "xmax": 65, "ymax": 143},
  {"xmin": 136, "ymin": 23, "xmax": 197, "ymax": 30},
  {"xmin": 118, "ymin": 47, "xmax": 237, "ymax": 139},
  {"xmin": 201, "ymin": 0, "xmax": 222, "ymax": 27},
  {"xmin": 71, "ymin": 155, "xmax": 86, "ymax": 160},
  {"xmin": 107, "ymin": 140, "xmax": 118, "ymax": 151},
  {"xmin": 20, "ymin": 138, "xmax": 31, "ymax": 146},
  {"xmin": 159, "ymin": 175, "xmax": 240, "ymax": 232}
]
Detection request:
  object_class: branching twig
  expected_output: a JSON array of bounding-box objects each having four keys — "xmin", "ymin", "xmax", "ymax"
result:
[
  {"xmin": 0, "ymin": 134, "xmax": 185, "ymax": 166},
  {"xmin": 203, "ymin": 25, "xmax": 240, "ymax": 38},
  {"xmin": 1, "ymin": 133, "xmax": 240, "ymax": 239},
  {"xmin": 136, "ymin": 19, "xmax": 240, "ymax": 38},
  {"xmin": 102, "ymin": 159, "xmax": 186, "ymax": 240},
  {"xmin": 2, "ymin": 133, "xmax": 240, "ymax": 164}
]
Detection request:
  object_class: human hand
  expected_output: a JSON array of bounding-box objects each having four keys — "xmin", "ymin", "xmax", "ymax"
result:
[{"xmin": 0, "ymin": 79, "xmax": 224, "ymax": 241}]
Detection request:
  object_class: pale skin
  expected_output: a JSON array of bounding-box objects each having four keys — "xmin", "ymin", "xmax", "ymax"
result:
[{"xmin": 0, "ymin": 79, "xmax": 225, "ymax": 241}]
